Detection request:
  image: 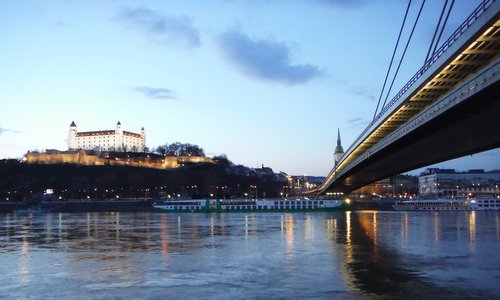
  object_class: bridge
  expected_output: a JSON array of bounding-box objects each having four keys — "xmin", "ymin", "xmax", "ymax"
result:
[{"xmin": 317, "ymin": 0, "xmax": 500, "ymax": 195}]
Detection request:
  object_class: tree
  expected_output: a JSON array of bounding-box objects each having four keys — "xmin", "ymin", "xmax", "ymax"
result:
[
  {"xmin": 213, "ymin": 154, "xmax": 233, "ymax": 167},
  {"xmin": 155, "ymin": 142, "xmax": 205, "ymax": 157},
  {"xmin": 184, "ymin": 143, "xmax": 205, "ymax": 156}
]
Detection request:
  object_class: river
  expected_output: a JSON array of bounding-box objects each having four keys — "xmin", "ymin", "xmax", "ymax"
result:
[{"xmin": 0, "ymin": 211, "xmax": 499, "ymax": 299}]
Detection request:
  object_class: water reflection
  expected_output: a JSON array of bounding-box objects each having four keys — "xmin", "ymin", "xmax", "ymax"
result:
[
  {"xmin": 401, "ymin": 212, "xmax": 409, "ymax": 247},
  {"xmin": 280, "ymin": 214, "xmax": 295, "ymax": 256},
  {"xmin": 469, "ymin": 211, "xmax": 476, "ymax": 242},
  {"xmin": 0, "ymin": 211, "xmax": 498, "ymax": 299},
  {"xmin": 160, "ymin": 214, "xmax": 168, "ymax": 256},
  {"xmin": 358, "ymin": 211, "xmax": 378, "ymax": 246},
  {"xmin": 497, "ymin": 215, "xmax": 500, "ymax": 241},
  {"xmin": 342, "ymin": 212, "xmax": 426, "ymax": 296},
  {"xmin": 20, "ymin": 234, "xmax": 30, "ymax": 284},
  {"xmin": 338, "ymin": 211, "xmax": 500, "ymax": 298},
  {"xmin": 434, "ymin": 212, "xmax": 441, "ymax": 242},
  {"xmin": 345, "ymin": 211, "xmax": 353, "ymax": 263}
]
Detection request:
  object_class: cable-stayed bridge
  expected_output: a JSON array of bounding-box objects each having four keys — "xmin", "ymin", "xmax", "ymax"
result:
[{"xmin": 317, "ymin": 0, "xmax": 500, "ymax": 195}]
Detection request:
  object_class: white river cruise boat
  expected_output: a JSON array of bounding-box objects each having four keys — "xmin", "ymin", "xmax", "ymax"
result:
[
  {"xmin": 153, "ymin": 198, "xmax": 344, "ymax": 212},
  {"xmin": 468, "ymin": 197, "xmax": 500, "ymax": 210},
  {"xmin": 393, "ymin": 197, "xmax": 500, "ymax": 211}
]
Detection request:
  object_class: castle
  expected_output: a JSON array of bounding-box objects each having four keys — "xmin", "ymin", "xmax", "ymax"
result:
[
  {"xmin": 68, "ymin": 121, "xmax": 146, "ymax": 152},
  {"xmin": 24, "ymin": 120, "xmax": 214, "ymax": 169}
]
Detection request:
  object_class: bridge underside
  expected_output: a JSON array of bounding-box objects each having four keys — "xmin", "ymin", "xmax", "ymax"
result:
[{"xmin": 325, "ymin": 80, "xmax": 500, "ymax": 194}]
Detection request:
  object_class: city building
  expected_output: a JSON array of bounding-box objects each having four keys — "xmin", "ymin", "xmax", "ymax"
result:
[
  {"xmin": 352, "ymin": 175, "xmax": 419, "ymax": 198},
  {"xmin": 287, "ymin": 175, "xmax": 326, "ymax": 194},
  {"xmin": 68, "ymin": 121, "xmax": 145, "ymax": 152},
  {"xmin": 419, "ymin": 168, "xmax": 500, "ymax": 197}
]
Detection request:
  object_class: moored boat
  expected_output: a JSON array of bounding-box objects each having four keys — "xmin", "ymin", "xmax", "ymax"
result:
[
  {"xmin": 153, "ymin": 198, "xmax": 344, "ymax": 212},
  {"xmin": 392, "ymin": 197, "xmax": 500, "ymax": 211},
  {"xmin": 468, "ymin": 196, "xmax": 500, "ymax": 211},
  {"xmin": 153, "ymin": 199, "xmax": 210, "ymax": 212},
  {"xmin": 14, "ymin": 207, "xmax": 51, "ymax": 214}
]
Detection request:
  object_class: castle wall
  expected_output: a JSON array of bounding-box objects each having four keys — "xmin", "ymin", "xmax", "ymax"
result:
[{"xmin": 25, "ymin": 151, "xmax": 214, "ymax": 170}]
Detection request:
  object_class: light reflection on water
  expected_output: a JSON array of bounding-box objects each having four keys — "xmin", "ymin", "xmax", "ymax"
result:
[{"xmin": 0, "ymin": 211, "xmax": 499, "ymax": 299}]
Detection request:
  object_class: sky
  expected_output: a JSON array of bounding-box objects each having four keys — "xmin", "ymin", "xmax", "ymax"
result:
[{"xmin": 0, "ymin": 0, "xmax": 498, "ymax": 176}]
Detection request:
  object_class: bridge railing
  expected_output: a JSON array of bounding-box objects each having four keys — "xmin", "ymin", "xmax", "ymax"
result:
[{"xmin": 339, "ymin": 0, "xmax": 495, "ymax": 167}]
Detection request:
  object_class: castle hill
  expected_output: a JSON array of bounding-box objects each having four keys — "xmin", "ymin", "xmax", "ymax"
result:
[{"xmin": 0, "ymin": 121, "xmax": 302, "ymax": 212}]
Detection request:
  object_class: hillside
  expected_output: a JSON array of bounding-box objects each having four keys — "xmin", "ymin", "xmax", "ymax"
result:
[{"xmin": 0, "ymin": 159, "xmax": 288, "ymax": 202}]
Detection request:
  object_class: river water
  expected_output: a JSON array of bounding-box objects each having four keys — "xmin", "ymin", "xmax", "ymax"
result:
[{"xmin": 0, "ymin": 211, "xmax": 499, "ymax": 299}]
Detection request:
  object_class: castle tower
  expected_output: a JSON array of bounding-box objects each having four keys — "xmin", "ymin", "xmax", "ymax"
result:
[
  {"xmin": 140, "ymin": 127, "xmax": 146, "ymax": 152},
  {"xmin": 115, "ymin": 121, "xmax": 122, "ymax": 133},
  {"xmin": 115, "ymin": 121, "xmax": 123, "ymax": 151},
  {"xmin": 68, "ymin": 121, "xmax": 77, "ymax": 150},
  {"xmin": 334, "ymin": 128, "xmax": 344, "ymax": 166}
]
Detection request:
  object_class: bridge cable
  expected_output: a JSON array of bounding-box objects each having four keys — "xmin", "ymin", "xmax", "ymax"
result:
[
  {"xmin": 373, "ymin": 0, "xmax": 413, "ymax": 120},
  {"xmin": 424, "ymin": 0, "xmax": 449, "ymax": 64},
  {"xmin": 431, "ymin": 0, "xmax": 455, "ymax": 56},
  {"xmin": 381, "ymin": 0, "xmax": 426, "ymax": 111}
]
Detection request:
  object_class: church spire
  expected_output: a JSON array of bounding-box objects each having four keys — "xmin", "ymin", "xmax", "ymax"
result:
[{"xmin": 334, "ymin": 128, "xmax": 344, "ymax": 166}]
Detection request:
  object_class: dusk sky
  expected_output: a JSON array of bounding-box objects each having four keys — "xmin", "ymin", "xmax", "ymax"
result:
[{"xmin": 1, "ymin": 0, "xmax": 498, "ymax": 176}]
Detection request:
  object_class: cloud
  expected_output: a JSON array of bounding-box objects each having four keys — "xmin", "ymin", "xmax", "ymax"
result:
[
  {"xmin": 132, "ymin": 87, "xmax": 177, "ymax": 100},
  {"xmin": 312, "ymin": 0, "xmax": 369, "ymax": 8},
  {"xmin": 348, "ymin": 85, "xmax": 376, "ymax": 102},
  {"xmin": 0, "ymin": 127, "xmax": 21, "ymax": 135},
  {"xmin": 346, "ymin": 117, "xmax": 370, "ymax": 128},
  {"xmin": 217, "ymin": 30, "xmax": 322, "ymax": 85},
  {"xmin": 116, "ymin": 7, "xmax": 200, "ymax": 48},
  {"xmin": 53, "ymin": 20, "xmax": 70, "ymax": 28}
]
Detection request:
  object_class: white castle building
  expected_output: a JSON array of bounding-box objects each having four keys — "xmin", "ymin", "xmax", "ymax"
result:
[{"xmin": 68, "ymin": 121, "xmax": 146, "ymax": 152}]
